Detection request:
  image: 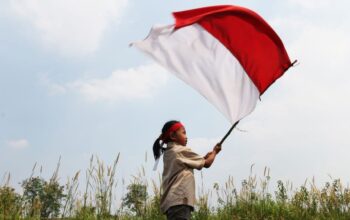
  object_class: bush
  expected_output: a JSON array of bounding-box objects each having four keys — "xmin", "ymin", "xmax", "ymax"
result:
[
  {"xmin": 122, "ymin": 182, "xmax": 148, "ymax": 216},
  {"xmin": 22, "ymin": 176, "xmax": 65, "ymax": 218},
  {"xmin": 0, "ymin": 186, "xmax": 22, "ymax": 218}
]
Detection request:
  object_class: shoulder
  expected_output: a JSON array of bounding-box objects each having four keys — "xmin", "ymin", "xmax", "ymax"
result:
[
  {"xmin": 176, "ymin": 145, "xmax": 205, "ymax": 170},
  {"xmin": 166, "ymin": 143, "xmax": 201, "ymax": 159},
  {"xmin": 179, "ymin": 146, "xmax": 202, "ymax": 159}
]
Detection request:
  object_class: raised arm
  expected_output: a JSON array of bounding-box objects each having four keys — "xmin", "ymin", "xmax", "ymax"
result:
[{"xmin": 204, "ymin": 143, "xmax": 221, "ymax": 168}]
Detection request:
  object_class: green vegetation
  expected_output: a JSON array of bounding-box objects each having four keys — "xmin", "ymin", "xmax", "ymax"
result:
[{"xmin": 1, "ymin": 154, "xmax": 350, "ymax": 219}]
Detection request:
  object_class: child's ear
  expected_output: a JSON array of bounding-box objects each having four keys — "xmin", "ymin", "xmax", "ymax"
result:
[{"xmin": 169, "ymin": 132, "xmax": 176, "ymax": 141}]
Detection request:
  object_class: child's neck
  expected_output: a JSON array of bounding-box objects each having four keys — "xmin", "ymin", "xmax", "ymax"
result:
[{"xmin": 169, "ymin": 141, "xmax": 185, "ymax": 146}]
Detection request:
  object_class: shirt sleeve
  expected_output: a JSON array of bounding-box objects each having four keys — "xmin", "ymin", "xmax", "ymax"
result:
[{"xmin": 178, "ymin": 147, "xmax": 205, "ymax": 170}]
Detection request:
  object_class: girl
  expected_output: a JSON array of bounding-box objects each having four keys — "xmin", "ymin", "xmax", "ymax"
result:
[{"xmin": 153, "ymin": 120, "xmax": 221, "ymax": 220}]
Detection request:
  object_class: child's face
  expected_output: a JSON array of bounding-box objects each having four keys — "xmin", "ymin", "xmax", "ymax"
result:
[{"xmin": 171, "ymin": 127, "xmax": 187, "ymax": 146}]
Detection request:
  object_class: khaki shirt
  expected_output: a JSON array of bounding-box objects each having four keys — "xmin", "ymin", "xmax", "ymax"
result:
[{"xmin": 160, "ymin": 142, "xmax": 205, "ymax": 213}]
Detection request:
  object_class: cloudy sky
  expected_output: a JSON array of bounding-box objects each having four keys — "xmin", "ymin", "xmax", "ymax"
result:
[{"xmin": 1, "ymin": 0, "xmax": 350, "ymax": 194}]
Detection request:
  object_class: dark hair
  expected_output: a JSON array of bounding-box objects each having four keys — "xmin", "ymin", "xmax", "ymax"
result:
[{"xmin": 153, "ymin": 120, "xmax": 179, "ymax": 160}]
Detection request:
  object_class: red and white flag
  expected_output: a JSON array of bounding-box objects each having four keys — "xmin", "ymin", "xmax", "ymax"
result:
[{"xmin": 133, "ymin": 5, "xmax": 293, "ymax": 124}]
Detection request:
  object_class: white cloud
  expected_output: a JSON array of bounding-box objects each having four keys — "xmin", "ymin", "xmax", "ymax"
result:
[
  {"xmin": 6, "ymin": 139, "xmax": 30, "ymax": 149},
  {"xmin": 39, "ymin": 74, "xmax": 67, "ymax": 95},
  {"xmin": 43, "ymin": 64, "xmax": 169, "ymax": 102},
  {"xmin": 10, "ymin": 0, "xmax": 128, "ymax": 56}
]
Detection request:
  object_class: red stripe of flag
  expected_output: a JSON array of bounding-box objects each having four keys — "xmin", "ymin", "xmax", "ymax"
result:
[{"xmin": 173, "ymin": 5, "xmax": 292, "ymax": 94}]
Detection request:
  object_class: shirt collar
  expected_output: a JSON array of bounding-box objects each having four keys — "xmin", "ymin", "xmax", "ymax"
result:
[{"xmin": 166, "ymin": 142, "xmax": 181, "ymax": 149}]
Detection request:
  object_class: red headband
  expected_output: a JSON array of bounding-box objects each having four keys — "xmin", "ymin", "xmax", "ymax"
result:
[{"xmin": 160, "ymin": 122, "xmax": 184, "ymax": 142}]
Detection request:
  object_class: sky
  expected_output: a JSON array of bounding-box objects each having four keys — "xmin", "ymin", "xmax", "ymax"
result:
[{"xmin": 1, "ymin": 0, "xmax": 350, "ymax": 198}]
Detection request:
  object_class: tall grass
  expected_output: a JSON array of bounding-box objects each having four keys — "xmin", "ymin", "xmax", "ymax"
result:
[{"xmin": 1, "ymin": 154, "xmax": 350, "ymax": 219}]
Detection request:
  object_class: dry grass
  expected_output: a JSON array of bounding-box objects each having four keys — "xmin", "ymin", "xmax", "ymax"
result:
[{"xmin": 1, "ymin": 155, "xmax": 350, "ymax": 219}]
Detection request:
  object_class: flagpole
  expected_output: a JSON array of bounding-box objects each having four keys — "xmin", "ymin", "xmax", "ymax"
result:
[{"xmin": 219, "ymin": 121, "xmax": 240, "ymax": 145}]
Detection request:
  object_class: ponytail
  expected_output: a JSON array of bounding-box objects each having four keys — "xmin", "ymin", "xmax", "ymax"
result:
[
  {"xmin": 152, "ymin": 120, "xmax": 180, "ymax": 161},
  {"xmin": 153, "ymin": 136, "xmax": 165, "ymax": 160}
]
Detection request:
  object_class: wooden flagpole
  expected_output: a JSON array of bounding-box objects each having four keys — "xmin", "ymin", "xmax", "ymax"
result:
[{"xmin": 219, "ymin": 120, "xmax": 240, "ymax": 145}]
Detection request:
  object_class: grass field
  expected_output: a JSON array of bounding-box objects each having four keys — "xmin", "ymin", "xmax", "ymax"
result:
[{"xmin": 1, "ymin": 154, "xmax": 350, "ymax": 219}]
